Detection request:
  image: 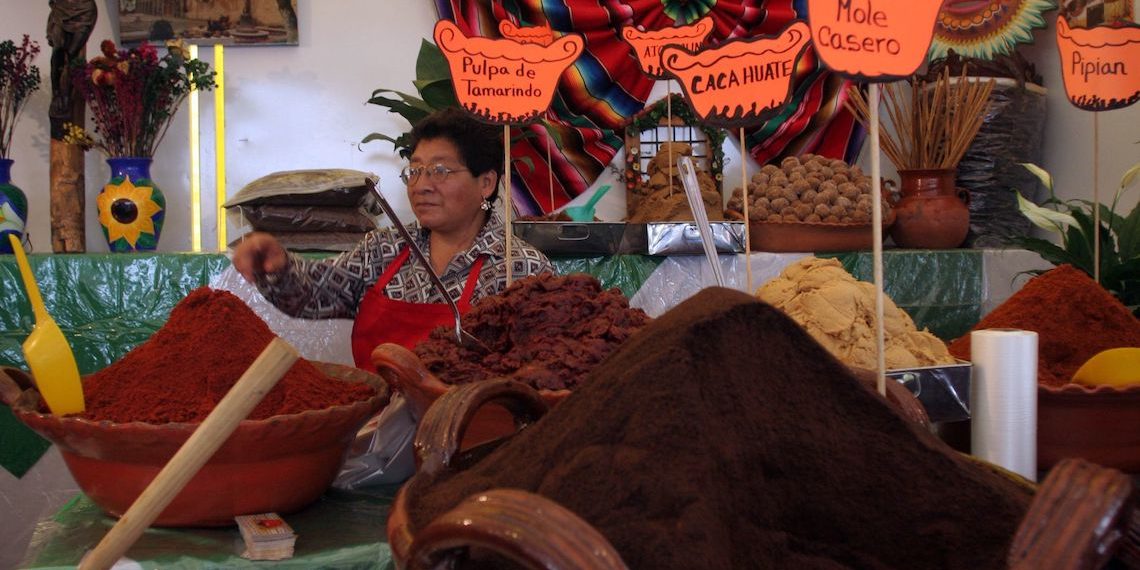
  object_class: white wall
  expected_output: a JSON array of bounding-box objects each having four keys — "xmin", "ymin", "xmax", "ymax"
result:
[
  {"xmin": 1, "ymin": 0, "xmax": 437, "ymax": 253},
  {"xmin": 2, "ymin": 2, "xmax": 1138, "ymax": 254}
]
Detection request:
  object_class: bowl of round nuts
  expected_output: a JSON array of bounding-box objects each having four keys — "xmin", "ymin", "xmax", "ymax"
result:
[{"xmin": 725, "ymin": 154, "xmax": 893, "ymax": 252}]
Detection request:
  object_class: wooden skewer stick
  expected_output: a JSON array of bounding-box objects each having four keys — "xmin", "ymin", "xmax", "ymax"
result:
[{"xmin": 504, "ymin": 124, "xmax": 513, "ymax": 287}]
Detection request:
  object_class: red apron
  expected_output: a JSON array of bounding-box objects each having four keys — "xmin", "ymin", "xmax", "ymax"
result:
[{"xmin": 350, "ymin": 246, "xmax": 485, "ymax": 369}]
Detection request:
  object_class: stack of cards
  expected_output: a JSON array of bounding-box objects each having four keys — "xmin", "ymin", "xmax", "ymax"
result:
[{"xmin": 235, "ymin": 513, "xmax": 297, "ymax": 561}]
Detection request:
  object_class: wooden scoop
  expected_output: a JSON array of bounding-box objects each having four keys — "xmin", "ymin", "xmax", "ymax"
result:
[{"xmin": 7, "ymin": 234, "xmax": 85, "ymax": 415}]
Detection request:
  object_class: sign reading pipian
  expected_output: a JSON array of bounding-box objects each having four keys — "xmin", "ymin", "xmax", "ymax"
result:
[
  {"xmin": 434, "ymin": 19, "xmax": 584, "ymax": 124},
  {"xmin": 660, "ymin": 21, "xmax": 811, "ymax": 128},
  {"xmin": 807, "ymin": 0, "xmax": 943, "ymax": 81},
  {"xmin": 1056, "ymin": 17, "xmax": 1140, "ymax": 112},
  {"xmin": 622, "ymin": 17, "xmax": 715, "ymax": 79}
]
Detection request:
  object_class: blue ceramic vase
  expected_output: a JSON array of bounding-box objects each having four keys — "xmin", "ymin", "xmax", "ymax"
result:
[
  {"xmin": 0, "ymin": 158, "xmax": 29, "ymax": 254},
  {"xmin": 99, "ymin": 157, "xmax": 166, "ymax": 252}
]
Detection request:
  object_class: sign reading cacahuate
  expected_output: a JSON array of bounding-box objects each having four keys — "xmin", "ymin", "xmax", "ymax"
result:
[
  {"xmin": 434, "ymin": 19, "xmax": 583, "ymax": 124},
  {"xmin": 1056, "ymin": 17, "xmax": 1140, "ymax": 112},
  {"xmin": 660, "ymin": 21, "xmax": 811, "ymax": 128},
  {"xmin": 807, "ymin": 0, "xmax": 943, "ymax": 81},
  {"xmin": 622, "ymin": 17, "xmax": 715, "ymax": 79}
]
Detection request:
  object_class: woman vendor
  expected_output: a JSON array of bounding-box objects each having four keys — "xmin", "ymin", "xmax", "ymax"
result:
[{"xmin": 233, "ymin": 108, "xmax": 554, "ymax": 368}]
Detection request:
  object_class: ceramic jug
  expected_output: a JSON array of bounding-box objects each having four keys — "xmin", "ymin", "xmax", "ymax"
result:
[{"xmin": 888, "ymin": 169, "xmax": 970, "ymax": 249}]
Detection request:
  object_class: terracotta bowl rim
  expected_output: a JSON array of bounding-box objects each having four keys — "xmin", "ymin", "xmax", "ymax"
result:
[
  {"xmin": 1038, "ymin": 381, "xmax": 1140, "ymax": 397},
  {"xmin": 9, "ymin": 361, "xmax": 390, "ymax": 434}
]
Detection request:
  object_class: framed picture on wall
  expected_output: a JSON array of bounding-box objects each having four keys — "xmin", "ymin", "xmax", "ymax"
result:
[
  {"xmin": 1059, "ymin": 0, "xmax": 1135, "ymax": 27},
  {"xmin": 117, "ymin": 0, "xmax": 299, "ymax": 47}
]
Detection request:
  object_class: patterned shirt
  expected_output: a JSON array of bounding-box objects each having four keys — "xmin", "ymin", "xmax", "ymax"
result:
[{"xmin": 254, "ymin": 210, "xmax": 554, "ymax": 319}]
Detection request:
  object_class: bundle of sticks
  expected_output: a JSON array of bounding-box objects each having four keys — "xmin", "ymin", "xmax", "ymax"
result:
[{"xmin": 845, "ymin": 67, "xmax": 995, "ymax": 171}]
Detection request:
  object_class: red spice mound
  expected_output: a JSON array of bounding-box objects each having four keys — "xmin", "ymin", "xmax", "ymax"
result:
[
  {"xmin": 948, "ymin": 265, "xmax": 1140, "ymax": 386},
  {"xmin": 82, "ymin": 288, "xmax": 375, "ymax": 423},
  {"xmin": 408, "ymin": 288, "xmax": 1030, "ymax": 569},
  {"xmin": 414, "ymin": 273, "xmax": 650, "ymax": 391}
]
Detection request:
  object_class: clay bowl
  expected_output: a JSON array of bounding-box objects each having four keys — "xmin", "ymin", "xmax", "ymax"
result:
[
  {"xmin": 1037, "ymin": 382, "xmax": 1140, "ymax": 473},
  {"xmin": 388, "ymin": 378, "xmax": 626, "ymax": 569},
  {"xmin": 0, "ymin": 362, "xmax": 389, "ymax": 527},
  {"xmin": 371, "ymin": 343, "xmax": 570, "ymax": 447},
  {"xmin": 726, "ymin": 210, "xmax": 895, "ymax": 253},
  {"xmin": 386, "ymin": 373, "xmax": 935, "ymax": 569}
]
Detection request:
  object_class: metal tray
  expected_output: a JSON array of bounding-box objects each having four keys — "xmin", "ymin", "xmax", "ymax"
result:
[
  {"xmin": 621, "ymin": 222, "xmax": 746, "ymax": 255},
  {"xmin": 887, "ymin": 360, "xmax": 971, "ymax": 423},
  {"xmin": 512, "ymin": 221, "xmax": 625, "ymax": 255}
]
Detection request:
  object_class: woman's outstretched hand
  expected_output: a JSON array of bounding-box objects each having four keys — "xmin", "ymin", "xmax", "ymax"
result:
[{"xmin": 232, "ymin": 232, "xmax": 288, "ymax": 283}]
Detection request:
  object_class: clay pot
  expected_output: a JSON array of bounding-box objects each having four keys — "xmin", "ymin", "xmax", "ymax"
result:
[
  {"xmin": 888, "ymin": 169, "xmax": 970, "ymax": 249},
  {"xmin": 387, "ymin": 379, "xmax": 627, "ymax": 569},
  {"xmin": 371, "ymin": 343, "xmax": 570, "ymax": 448}
]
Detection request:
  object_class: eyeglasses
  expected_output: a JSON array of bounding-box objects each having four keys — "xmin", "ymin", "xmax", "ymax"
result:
[{"xmin": 399, "ymin": 163, "xmax": 469, "ymax": 185}]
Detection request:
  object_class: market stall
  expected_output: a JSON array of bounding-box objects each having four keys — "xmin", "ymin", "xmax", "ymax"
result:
[{"xmin": 3, "ymin": 1, "xmax": 1140, "ymax": 569}]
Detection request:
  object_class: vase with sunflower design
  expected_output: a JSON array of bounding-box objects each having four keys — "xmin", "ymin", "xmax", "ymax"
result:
[
  {"xmin": 98, "ymin": 157, "xmax": 165, "ymax": 252},
  {"xmin": 0, "ymin": 159, "xmax": 29, "ymax": 254}
]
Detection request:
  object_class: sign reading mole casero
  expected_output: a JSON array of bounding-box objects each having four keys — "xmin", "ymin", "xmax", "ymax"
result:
[
  {"xmin": 1056, "ymin": 17, "xmax": 1140, "ymax": 112},
  {"xmin": 660, "ymin": 21, "xmax": 811, "ymax": 128},
  {"xmin": 806, "ymin": 0, "xmax": 943, "ymax": 81},
  {"xmin": 434, "ymin": 19, "xmax": 584, "ymax": 124},
  {"xmin": 622, "ymin": 17, "xmax": 715, "ymax": 79}
]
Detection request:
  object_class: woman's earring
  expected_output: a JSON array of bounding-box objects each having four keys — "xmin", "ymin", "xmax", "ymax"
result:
[{"xmin": 480, "ymin": 199, "xmax": 491, "ymax": 211}]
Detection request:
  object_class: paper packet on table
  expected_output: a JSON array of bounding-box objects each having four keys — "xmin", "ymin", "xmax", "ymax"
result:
[{"xmin": 235, "ymin": 513, "xmax": 296, "ymax": 561}]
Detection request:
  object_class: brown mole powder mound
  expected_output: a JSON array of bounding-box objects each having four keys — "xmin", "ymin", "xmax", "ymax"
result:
[{"xmin": 407, "ymin": 287, "xmax": 1030, "ymax": 569}]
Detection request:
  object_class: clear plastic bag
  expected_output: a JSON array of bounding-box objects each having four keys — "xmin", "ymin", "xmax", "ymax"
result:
[{"xmin": 333, "ymin": 394, "xmax": 417, "ymax": 489}]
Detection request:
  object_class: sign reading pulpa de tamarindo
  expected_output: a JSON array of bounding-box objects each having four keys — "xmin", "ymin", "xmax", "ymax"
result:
[
  {"xmin": 621, "ymin": 17, "xmax": 714, "ymax": 79},
  {"xmin": 1056, "ymin": 17, "xmax": 1140, "ymax": 112},
  {"xmin": 806, "ymin": 0, "xmax": 943, "ymax": 81},
  {"xmin": 434, "ymin": 19, "xmax": 583, "ymax": 124},
  {"xmin": 499, "ymin": 20, "xmax": 554, "ymax": 47},
  {"xmin": 659, "ymin": 21, "xmax": 811, "ymax": 128}
]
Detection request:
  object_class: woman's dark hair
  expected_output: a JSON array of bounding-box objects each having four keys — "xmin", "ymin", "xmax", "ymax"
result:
[{"xmin": 408, "ymin": 107, "xmax": 504, "ymax": 203}]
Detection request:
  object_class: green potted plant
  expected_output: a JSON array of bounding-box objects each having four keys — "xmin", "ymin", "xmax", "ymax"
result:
[{"xmin": 1013, "ymin": 162, "xmax": 1140, "ymax": 315}]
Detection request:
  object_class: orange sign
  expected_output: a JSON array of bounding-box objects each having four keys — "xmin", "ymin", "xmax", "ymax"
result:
[
  {"xmin": 622, "ymin": 17, "xmax": 715, "ymax": 79},
  {"xmin": 807, "ymin": 0, "xmax": 943, "ymax": 81},
  {"xmin": 1056, "ymin": 17, "xmax": 1140, "ymax": 112},
  {"xmin": 498, "ymin": 20, "xmax": 554, "ymax": 47},
  {"xmin": 434, "ymin": 19, "xmax": 584, "ymax": 124},
  {"xmin": 660, "ymin": 21, "xmax": 811, "ymax": 128}
]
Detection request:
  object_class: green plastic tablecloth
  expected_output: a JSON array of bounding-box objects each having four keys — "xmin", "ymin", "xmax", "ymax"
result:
[
  {"xmin": 24, "ymin": 489, "xmax": 398, "ymax": 569},
  {"xmin": 0, "ymin": 253, "xmax": 655, "ymax": 478},
  {"xmin": 0, "ymin": 250, "xmax": 984, "ymax": 479}
]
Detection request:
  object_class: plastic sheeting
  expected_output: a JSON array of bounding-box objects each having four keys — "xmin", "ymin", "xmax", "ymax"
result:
[
  {"xmin": 629, "ymin": 250, "xmax": 984, "ymax": 341},
  {"xmin": 550, "ymin": 255, "xmax": 662, "ymax": 299},
  {"xmin": 956, "ymin": 81, "xmax": 1048, "ymax": 248},
  {"xmin": 0, "ymin": 253, "xmax": 232, "ymax": 375},
  {"xmin": 21, "ymin": 489, "xmax": 397, "ymax": 569}
]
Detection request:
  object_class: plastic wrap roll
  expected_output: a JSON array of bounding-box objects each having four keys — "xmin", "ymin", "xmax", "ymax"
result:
[{"xmin": 970, "ymin": 328, "xmax": 1038, "ymax": 481}]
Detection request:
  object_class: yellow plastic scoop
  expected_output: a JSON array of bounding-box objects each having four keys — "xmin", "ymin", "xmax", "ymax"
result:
[
  {"xmin": 8, "ymin": 234, "xmax": 85, "ymax": 415},
  {"xmin": 1071, "ymin": 347, "xmax": 1140, "ymax": 388}
]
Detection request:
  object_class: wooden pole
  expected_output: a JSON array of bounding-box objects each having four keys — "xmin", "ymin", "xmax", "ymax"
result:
[
  {"xmin": 49, "ymin": 139, "xmax": 86, "ymax": 252},
  {"xmin": 870, "ymin": 83, "xmax": 886, "ymax": 397},
  {"xmin": 47, "ymin": 1, "xmax": 97, "ymax": 253}
]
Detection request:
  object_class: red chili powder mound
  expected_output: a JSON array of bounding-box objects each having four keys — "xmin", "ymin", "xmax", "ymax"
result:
[
  {"xmin": 408, "ymin": 287, "xmax": 1030, "ymax": 569},
  {"xmin": 414, "ymin": 273, "xmax": 650, "ymax": 391},
  {"xmin": 81, "ymin": 288, "xmax": 375, "ymax": 423},
  {"xmin": 948, "ymin": 264, "xmax": 1140, "ymax": 386}
]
